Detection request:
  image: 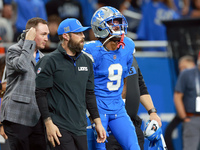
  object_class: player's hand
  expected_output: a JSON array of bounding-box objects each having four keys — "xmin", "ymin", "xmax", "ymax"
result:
[
  {"xmin": 45, "ymin": 119, "xmax": 62, "ymax": 147},
  {"xmin": 25, "ymin": 27, "xmax": 36, "ymax": 41},
  {"xmin": 0, "ymin": 125, "xmax": 8, "ymax": 140},
  {"xmin": 95, "ymin": 123, "xmax": 107, "ymax": 143},
  {"xmin": 149, "ymin": 113, "xmax": 162, "ymax": 127}
]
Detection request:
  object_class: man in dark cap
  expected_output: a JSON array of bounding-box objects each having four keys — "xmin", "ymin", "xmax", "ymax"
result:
[{"xmin": 35, "ymin": 18, "xmax": 106, "ymax": 150}]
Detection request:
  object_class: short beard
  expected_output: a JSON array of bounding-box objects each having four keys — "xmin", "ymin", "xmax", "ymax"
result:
[{"xmin": 68, "ymin": 38, "xmax": 84, "ymax": 54}]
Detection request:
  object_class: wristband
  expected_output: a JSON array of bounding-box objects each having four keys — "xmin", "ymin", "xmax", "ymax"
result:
[{"xmin": 148, "ymin": 108, "xmax": 157, "ymax": 115}]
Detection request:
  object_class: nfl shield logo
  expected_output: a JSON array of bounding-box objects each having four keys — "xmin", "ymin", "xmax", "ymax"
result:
[
  {"xmin": 113, "ymin": 55, "xmax": 117, "ymax": 60},
  {"xmin": 37, "ymin": 67, "xmax": 41, "ymax": 74}
]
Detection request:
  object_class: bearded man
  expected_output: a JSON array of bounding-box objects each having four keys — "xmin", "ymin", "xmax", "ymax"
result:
[{"xmin": 35, "ymin": 18, "xmax": 106, "ymax": 150}]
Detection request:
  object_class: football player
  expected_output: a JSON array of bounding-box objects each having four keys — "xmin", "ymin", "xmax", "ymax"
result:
[{"xmin": 83, "ymin": 6, "xmax": 140, "ymax": 150}]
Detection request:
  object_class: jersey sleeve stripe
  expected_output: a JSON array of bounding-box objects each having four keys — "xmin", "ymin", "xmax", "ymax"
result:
[{"xmin": 82, "ymin": 51, "xmax": 95, "ymax": 63}]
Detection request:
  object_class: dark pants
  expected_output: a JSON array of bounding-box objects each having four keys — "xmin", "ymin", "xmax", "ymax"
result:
[
  {"xmin": 50, "ymin": 128, "xmax": 87, "ymax": 150},
  {"xmin": 106, "ymin": 115, "xmax": 144, "ymax": 150},
  {"xmin": 164, "ymin": 115, "xmax": 182, "ymax": 150},
  {"xmin": 3, "ymin": 118, "xmax": 46, "ymax": 150}
]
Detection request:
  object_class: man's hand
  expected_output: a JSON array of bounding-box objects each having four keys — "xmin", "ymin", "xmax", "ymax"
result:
[
  {"xmin": 25, "ymin": 27, "xmax": 36, "ymax": 41},
  {"xmin": 45, "ymin": 119, "xmax": 62, "ymax": 147},
  {"xmin": 149, "ymin": 113, "xmax": 162, "ymax": 127},
  {"xmin": 95, "ymin": 123, "xmax": 107, "ymax": 143},
  {"xmin": 0, "ymin": 125, "xmax": 8, "ymax": 140},
  {"xmin": 93, "ymin": 118, "xmax": 107, "ymax": 143}
]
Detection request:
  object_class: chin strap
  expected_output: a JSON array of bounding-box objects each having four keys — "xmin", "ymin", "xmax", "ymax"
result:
[
  {"xmin": 117, "ymin": 33, "xmax": 125, "ymax": 49},
  {"xmin": 101, "ymin": 35, "xmax": 116, "ymax": 47}
]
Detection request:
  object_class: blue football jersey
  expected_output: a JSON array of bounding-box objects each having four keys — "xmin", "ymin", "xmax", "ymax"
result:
[
  {"xmin": 137, "ymin": 1, "xmax": 180, "ymax": 51},
  {"xmin": 83, "ymin": 37, "xmax": 135, "ymax": 114}
]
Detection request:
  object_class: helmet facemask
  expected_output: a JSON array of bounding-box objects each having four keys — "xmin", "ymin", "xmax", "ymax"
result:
[
  {"xmin": 91, "ymin": 6, "xmax": 128, "ymax": 39},
  {"xmin": 105, "ymin": 17, "xmax": 127, "ymax": 38}
]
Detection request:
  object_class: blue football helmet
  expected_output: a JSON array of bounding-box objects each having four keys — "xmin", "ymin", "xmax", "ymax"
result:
[{"xmin": 91, "ymin": 6, "xmax": 128, "ymax": 39}]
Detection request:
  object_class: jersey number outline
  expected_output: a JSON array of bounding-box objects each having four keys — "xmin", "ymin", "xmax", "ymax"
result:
[{"xmin": 107, "ymin": 64, "xmax": 122, "ymax": 91}]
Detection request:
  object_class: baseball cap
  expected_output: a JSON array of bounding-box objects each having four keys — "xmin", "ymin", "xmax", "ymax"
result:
[{"xmin": 57, "ymin": 18, "xmax": 90, "ymax": 35}]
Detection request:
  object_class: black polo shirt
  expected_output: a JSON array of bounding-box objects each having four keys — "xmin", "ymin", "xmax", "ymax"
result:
[{"xmin": 35, "ymin": 44, "xmax": 94, "ymax": 136}]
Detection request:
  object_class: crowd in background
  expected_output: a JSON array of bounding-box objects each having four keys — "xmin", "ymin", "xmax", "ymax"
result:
[
  {"xmin": 0, "ymin": 0, "xmax": 200, "ymax": 150},
  {"xmin": 0, "ymin": 0, "xmax": 200, "ymax": 53}
]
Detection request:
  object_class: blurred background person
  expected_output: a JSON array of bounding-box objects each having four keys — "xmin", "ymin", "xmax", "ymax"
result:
[
  {"xmin": 174, "ymin": 52, "xmax": 200, "ymax": 150},
  {"xmin": 165, "ymin": 55, "xmax": 195, "ymax": 150},
  {"xmin": 3, "ymin": 0, "xmax": 47, "ymax": 42},
  {"xmin": 179, "ymin": 0, "xmax": 200, "ymax": 17},
  {"xmin": 0, "ymin": 0, "xmax": 13, "ymax": 43},
  {"xmin": 45, "ymin": 0, "xmax": 95, "ymax": 41},
  {"xmin": 45, "ymin": 0, "xmax": 83, "ymax": 22},
  {"xmin": 190, "ymin": 0, "xmax": 200, "ymax": 18},
  {"xmin": 97, "ymin": 0, "xmax": 124, "ymax": 10},
  {"xmin": 178, "ymin": 55, "xmax": 196, "ymax": 72},
  {"xmin": 44, "ymin": 15, "xmax": 62, "ymax": 53},
  {"xmin": 136, "ymin": 0, "xmax": 180, "ymax": 51},
  {"xmin": 47, "ymin": 15, "xmax": 61, "ymax": 44},
  {"xmin": 76, "ymin": 0, "xmax": 97, "ymax": 40}
]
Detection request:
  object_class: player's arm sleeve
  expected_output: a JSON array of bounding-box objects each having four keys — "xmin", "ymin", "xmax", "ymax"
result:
[
  {"xmin": 125, "ymin": 53, "xmax": 134, "ymax": 78},
  {"xmin": 35, "ymin": 88, "xmax": 51, "ymax": 121},
  {"xmin": 86, "ymin": 89, "xmax": 100, "ymax": 120},
  {"xmin": 138, "ymin": 68, "xmax": 149, "ymax": 95}
]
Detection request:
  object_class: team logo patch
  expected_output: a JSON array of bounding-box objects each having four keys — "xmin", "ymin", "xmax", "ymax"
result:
[
  {"xmin": 76, "ymin": 20, "xmax": 82, "ymax": 26},
  {"xmin": 78, "ymin": 67, "xmax": 88, "ymax": 71},
  {"xmin": 37, "ymin": 67, "xmax": 42, "ymax": 74},
  {"xmin": 113, "ymin": 55, "xmax": 117, "ymax": 60},
  {"xmin": 64, "ymin": 26, "xmax": 70, "ymax": 32}
]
